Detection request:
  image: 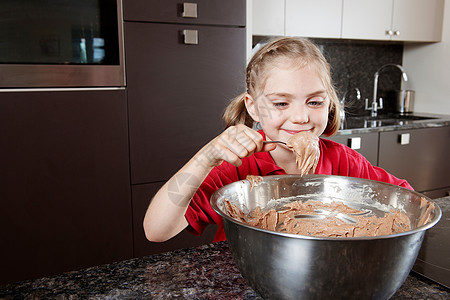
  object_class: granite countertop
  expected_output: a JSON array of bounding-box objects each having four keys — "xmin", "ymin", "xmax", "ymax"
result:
[
  {"xmin": 335, "ymin": 112, "xmax": 450, "ymax": 135},
  {"xmin": 1, "ymin": 238, "xmax": 449, "ymax": 299}
]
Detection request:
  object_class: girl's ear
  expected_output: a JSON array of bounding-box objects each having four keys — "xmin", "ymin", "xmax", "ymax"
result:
[{"xmin": 244, "ymin": 93, "xmax": 260, "ymax": 123}]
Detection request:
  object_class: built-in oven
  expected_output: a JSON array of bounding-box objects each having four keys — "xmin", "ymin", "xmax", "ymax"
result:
[{"xmin": 0, "ymin": 0, "xmax": 125, "ymax": 88}]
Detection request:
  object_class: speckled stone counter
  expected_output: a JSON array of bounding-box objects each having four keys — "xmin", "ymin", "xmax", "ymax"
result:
[
  {"xmin": 1, "ymin": 240, "xmax": 449, "ymax": 299},
  {"xmin": 335, "ymin": 113, "xmax": 450, "ymax": 135}
]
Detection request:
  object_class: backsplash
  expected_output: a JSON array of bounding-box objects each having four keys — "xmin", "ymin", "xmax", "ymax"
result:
[
  {"xmin": 313, "ymin": 38, "xmax": 403, "ymax": 116},
  {"xmin": 253, "ymin": 37, "xmax": 404, "ymax": 117}
]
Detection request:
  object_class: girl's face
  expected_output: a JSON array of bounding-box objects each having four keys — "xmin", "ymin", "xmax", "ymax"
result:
[{"xmin": 246, "ymin": 59, "xmax": 330, "ymax": 143}]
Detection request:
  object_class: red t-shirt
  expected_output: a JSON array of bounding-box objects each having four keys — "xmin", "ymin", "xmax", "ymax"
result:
[{"xmin": 185, "ymin": 131, "xmax": 413, "ymax": 242}]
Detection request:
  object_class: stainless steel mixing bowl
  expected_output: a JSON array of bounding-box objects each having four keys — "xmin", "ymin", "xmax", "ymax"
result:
[{"xmin": 210, "ymin": 175, "xmax": 441, "ymax": 300}]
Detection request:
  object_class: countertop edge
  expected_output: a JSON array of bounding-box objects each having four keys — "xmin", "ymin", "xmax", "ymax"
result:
[{"xmin": 333, "ymin": 113, "xmax": 450, "ymax": 136}]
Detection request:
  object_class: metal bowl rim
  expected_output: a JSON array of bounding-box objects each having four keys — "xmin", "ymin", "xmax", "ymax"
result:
[{"xmin": 210, "ymin": 174, "xmax": 442, "ymax": 241}]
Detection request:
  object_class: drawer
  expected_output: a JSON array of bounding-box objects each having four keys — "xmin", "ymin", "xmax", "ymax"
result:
[
  {"xmin": 123, "ymin": 0, "xmax": 246, "ymax": 26},
  {"xmin": 325, "ymin": 132, "xmax": 379, "ymax": 166},
  {"xmin": 378, "ymin": 126, "xmax": 450, "ymax": 192},
  {"xmin": 132, "ymin": 182, "xmax": 217, "ymax": 258}
]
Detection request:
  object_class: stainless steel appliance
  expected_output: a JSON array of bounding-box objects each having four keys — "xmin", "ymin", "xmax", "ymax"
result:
[
  {"xmin": 396, "ymin": 90, "xmax": 415, "ymax": 114},
  {"xmin": 0, "ymin": 0, "xmax": 125, "ymax": 88},
  {"xmin": 211, "ymin": 175, "xmax": 442, "ymax": 299}
]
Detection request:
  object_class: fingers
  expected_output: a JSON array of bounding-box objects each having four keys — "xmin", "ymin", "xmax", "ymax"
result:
[
  {"xmin": 201, "ymin": 125, "xmax": 267, "ymax": 167},
  {"xmin": 219, "ymin": 125, "xmax": 261, "ymax": 166},
  {"xmin": 262, "ymin": 143, "xmax": 277, "ymax": 152},
  {"xmin": 227, "ymin": 126, "xmax": 260, "ymax": 153}
]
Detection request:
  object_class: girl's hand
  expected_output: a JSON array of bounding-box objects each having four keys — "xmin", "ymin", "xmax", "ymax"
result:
[
  {"xmin": 143, "ymin": 125, "xmax": 276, "ymax": 242},
  {"xmin": 196, "ymin": 124, "xmax": 277, "ymax": 168}
]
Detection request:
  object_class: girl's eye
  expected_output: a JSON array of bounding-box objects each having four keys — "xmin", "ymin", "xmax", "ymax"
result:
[
  {"xmin": 307, "ymin": 97, "xmax": 326, "ymax": 107},
  {"xmin": 273, "ymin": 102, "xmax": 288, "ymax": 108}
]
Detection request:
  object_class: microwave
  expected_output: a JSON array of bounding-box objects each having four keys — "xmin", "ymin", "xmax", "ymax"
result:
[{"xmin": 0, "ymin": 0, "xmax": 125, "ymax": 88}]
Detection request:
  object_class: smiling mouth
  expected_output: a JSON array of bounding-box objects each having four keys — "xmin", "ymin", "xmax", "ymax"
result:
[{"xmin": 282, "ymin": 129, "xmax": 312, "ymax": 135}]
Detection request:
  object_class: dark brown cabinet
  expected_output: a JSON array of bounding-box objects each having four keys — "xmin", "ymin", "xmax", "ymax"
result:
[
  {"xmin": 132, "ymin": 182, "xmax": 217, "ymax": 258},
  {"xmin": 0, "ymin": 1, "xmax": 246, "ymax": 284},
  {"xmin": 327, "ymin": 126, "xmax": 450, "ymax": 198},
  {"xmin": 378, "ymin": 126, "xmax": 450, "ymax": 196},
  {"xmin": 123, "ymin": 0, "xmax": 246, "ymax": 26},
  {"xmin": 0, "ymin": 90, "xmax": 133, "ymax": 284},
  {"xmin": 125, "ymin": 22, "xmax": 246, "ymax": 184},
  {"xmin": 124, "ymin": 0, "xmax": 246, "ymax": 256},
  {"xmin": 324, "ymin": 132, "xmax": 379, "ymax": 166}
]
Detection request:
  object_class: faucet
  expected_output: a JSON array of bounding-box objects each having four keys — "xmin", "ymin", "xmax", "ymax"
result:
[
  {"xmin": 366, "ymin": 64, "xmax": 408, "ymax": 117},
  {"xmin": 340, "ymin": 87, "xmax": 361, "ymax": 122}
]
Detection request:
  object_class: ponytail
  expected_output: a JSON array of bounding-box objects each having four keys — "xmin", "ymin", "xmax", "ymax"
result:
[{"xmin": 223, "ymin": 92, "xmax": 254, "ymax": 128}]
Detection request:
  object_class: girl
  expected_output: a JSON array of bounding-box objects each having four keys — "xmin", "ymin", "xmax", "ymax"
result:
[{"xmin": 143, "ymin": 37, "xmax": 412, "ymax": 243}]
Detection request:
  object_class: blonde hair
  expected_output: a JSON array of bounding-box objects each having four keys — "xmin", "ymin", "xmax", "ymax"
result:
[{"xmin": 223, "ymin": 37, "xmax": 340, "ymax": 136}]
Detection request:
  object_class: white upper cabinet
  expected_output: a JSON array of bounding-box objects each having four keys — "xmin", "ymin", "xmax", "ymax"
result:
[
  {"xmin": 342, "ymin": 0, "xmax": 445, "ymax": 42},
  {"xmin": 252, "ymin": 0, "xmax": 445, "ymax": 42},
  {"xmin": 252, "ymin": 0, "xmax": 285, "ymax": 36},
  {"xmin": 391, "ymin": 0, "xmax": 445, "ymax": 42},
  {"xmin": 342, "ymin": 0, "xmax": 393, "ymax": 40},
  {"xmin": 285, "ymin": 0, "xmax": 342, "ymax": 38},
  {"xmin": 252, "ymin": 0, "xmax": 342, "ymax": 38}
]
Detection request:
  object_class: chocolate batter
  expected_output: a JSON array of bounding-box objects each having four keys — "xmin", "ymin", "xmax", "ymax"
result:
[
  {"xmin": 246, "ymin": 175, "xmax": 263, "ymax": 191},
  {"xmin": 224, "ymin": 199, "xmax": 413, "ymax": 238},
  {"xmin": 286, "ymin": 131, "xmax": 320, "ymax": 176}
]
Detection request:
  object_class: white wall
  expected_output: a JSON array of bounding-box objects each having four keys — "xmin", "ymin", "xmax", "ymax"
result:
[
  {"xmin": 246, "ymin": 0, "xmax": 253, "ymax": 61},
  {"xmin": 403, "ymin": 2, "xmax": 450, "ymax": 115}
]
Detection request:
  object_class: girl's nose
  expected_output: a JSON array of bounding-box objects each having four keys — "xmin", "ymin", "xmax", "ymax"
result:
[{"xmin": 290, "ymin": 104, "xmax": 309, "ymax": 124}]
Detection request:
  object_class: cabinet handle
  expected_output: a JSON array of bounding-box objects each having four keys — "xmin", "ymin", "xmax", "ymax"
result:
[
  {"xmin": 348, "ymin": 137, "xmax": 361, "ymax": 150},
  {"xmin": 399, "ymin": 133, "xmax": 410, "ymax": 145},
  {"xmin": 182, "ymin": 2, "xmax": 198, "ymax": 18},
  {"xmin": 182, "ymin": 30, "xmax": 198, "ymax": 45},
  {"xmin": 386, "ymin": 29, "xmax": 393, "ymax": 36},
  {"xmin": 394, "ymin": 30, "xmax": 401, "ymax": 36}
]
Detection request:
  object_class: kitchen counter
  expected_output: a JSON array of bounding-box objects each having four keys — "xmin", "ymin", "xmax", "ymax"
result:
[
  {"xmin": 336, "ymin": 112, "xmax": 450, "ymax": 135},
  {"xmin": 1, "ymin": 220, "xmax": 449, "ymax": 299}
]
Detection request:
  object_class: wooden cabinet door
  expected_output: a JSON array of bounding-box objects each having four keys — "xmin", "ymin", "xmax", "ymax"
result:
[
  {"xmin": 132, "ymin": 182, "xmax": 217, "ymax": 258},
  {"xmin": 342, "ymin": 0, "xmax": 393, "ymax": 40},
  {"xmin": 0, "ymin": 90, "xmax": 133, "ymax": 284},
  {"xmin": 124, "ymin": 0, "xmax": 246, "ymax": 26},
  {"xmin": 285, "ymin": 0, "xmax": 342, "ymax": 38},
  {"xmin": 125, "ymin": 22, "xmax": 246, "ymax": 184},
  {"xmin": 391, "ymin": 0, "xmax": 445, "ymax": 42},
  {"xmin": 324, "ymin": 132, "xmax": 379, "ymax": 166},
  {"xmin": 378, "ymin": 127, "xmax": 450, "ymax": 193},
  {"xmin": 252, "ymin": 0, "xmax": 285, "ymax": 36}
]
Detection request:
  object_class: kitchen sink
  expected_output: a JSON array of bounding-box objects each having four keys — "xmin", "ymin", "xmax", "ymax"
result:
[{"xmin": 342, "ymin": 114, "xmax": 438, "ymax": 129}]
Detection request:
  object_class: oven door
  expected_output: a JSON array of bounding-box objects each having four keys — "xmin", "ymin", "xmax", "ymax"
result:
[{"xmin": 0, "ymin": 0, "xmax": 125, "ymax": 88}]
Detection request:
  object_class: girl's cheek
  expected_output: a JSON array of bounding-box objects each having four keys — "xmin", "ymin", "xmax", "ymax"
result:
[
  {"xmin": 257, "ymin": 104, "xmax": 279, "ymax": 122},
  {"xmin": 267, "ymin": 110, "xmax": 284, "ymax": 125}
]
